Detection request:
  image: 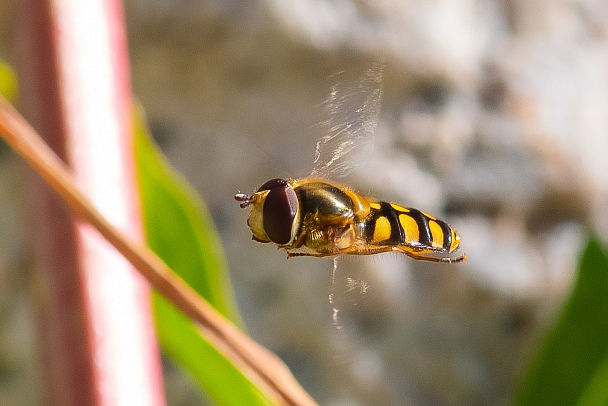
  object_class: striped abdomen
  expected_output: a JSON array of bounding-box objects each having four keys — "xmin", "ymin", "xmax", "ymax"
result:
[{"xmin": 362, "ymin": 201, "xmax": 460, "ymax": 253}]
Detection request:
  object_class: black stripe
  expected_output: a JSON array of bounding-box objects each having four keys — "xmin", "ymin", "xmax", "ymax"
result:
[
  {"xmin": 380, "ymin": 202, "xmax": 403, "ymax": 245},
  {"xmin": 407, "ymin": 208, "xmax": 431, "ymax": 247},
  {"xmin": 438, "ymin": 220, "xmax": 452, "ymax": 251},
  {"xmin": 362, "ymin": 213, "xmax": 375, "ymax": 242},
  {"xmin": 363, "ymin": 202, "xmax": 403, "ymax": 245}
]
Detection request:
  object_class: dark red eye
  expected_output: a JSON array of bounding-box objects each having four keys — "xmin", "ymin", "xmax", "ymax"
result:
[
  {"xmin": 256, "ymin": 178, "xmax": 288, "ymax": 192},
  {"xmin": 260, "ymin": 179, "xmax": 298, "ymax": 245}
]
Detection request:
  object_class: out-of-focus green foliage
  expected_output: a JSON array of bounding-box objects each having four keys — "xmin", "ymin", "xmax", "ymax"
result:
[
  {"xmin": 134, "ymin": 105, "xmax": 273, "ymax": 405},
  {"xmin": 0, "ymin": 60, "xmax": 17, "ymax": 156},
  {"xmin": 577, "ymin": 354, "xmax": 608, "ymax": 406},
  {"xmin": 0, "ymin": 61, "xmax": 18, "ymax": 103},
  {"xmin": 517, "ymin": 237, "xmax": 608, "ymax": 406}
]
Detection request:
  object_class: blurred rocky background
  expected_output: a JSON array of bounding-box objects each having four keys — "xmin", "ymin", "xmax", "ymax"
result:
[{"xmin": 2, "ymin": 0, "xmax": 608, "ymax": 405}]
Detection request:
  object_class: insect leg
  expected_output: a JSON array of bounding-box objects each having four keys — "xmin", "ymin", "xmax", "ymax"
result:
[{"xmin": 396, "ymin": 248, "xmax": 467, "ymax": 263}]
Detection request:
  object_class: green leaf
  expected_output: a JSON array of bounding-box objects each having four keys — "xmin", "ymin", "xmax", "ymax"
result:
[
  {"xmin": 0, "ymin": 61, "xmax": 18, "ymax": 103},
  {"xmin": 516, "ymin": 236, "xmax": 608, "ymax": 406},
  {"xmin": 134, "ymin": 105, "xmax": 273, "ymax": 405},
  {"xmin": 577, "ymin": 354, "xmax": 608, "ymax": 406},
  {"xmin": 134, "ymin": 110, "xmax": 240, "ymax": 321},
  {"xmin": 154, "ymin": 292, "xmax": 271, "ymax": 406}
]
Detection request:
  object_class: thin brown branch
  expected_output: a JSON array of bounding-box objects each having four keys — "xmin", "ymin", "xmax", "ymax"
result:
[{"xmin": 0, "ymin": 95, "xmax": 317, "ymax": 406}]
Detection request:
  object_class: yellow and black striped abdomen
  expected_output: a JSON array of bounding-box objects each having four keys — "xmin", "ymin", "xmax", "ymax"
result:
[{"xmin": 363, "ymin": 201, "xmax": 460, "ymax": 253}]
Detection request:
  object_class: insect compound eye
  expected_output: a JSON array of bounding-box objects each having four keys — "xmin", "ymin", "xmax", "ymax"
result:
[
  {"xmin": 256, "ymin": 178, "xmax": 288, "ymax": 193},
  {"xmin": 260, "ymin": 179, "xmax": 298, "ymax": 245}
]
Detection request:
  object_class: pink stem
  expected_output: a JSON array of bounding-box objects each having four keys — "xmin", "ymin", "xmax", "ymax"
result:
[{"xmin": 14, "ymin": 1, "xmax": 165, "ymax": 405}]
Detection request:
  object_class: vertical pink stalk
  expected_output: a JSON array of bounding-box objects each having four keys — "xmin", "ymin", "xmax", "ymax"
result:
[{"xmin": 15, "ymin": 1, "xmax": 165, "ymax": 405}]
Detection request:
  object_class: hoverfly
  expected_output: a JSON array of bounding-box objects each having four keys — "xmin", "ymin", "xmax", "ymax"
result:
[{"xmin": 235, "ymin": 64, "xmax": 466, "ymax": 264}]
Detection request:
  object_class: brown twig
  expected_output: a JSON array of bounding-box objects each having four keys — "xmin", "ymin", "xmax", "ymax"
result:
[{"xmin": 0, "ymin": 95, "xmax": 317, "ymax": 406}]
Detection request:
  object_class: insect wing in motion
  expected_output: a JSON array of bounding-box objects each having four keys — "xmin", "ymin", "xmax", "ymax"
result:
[{"xmin": 311, "ymin": 62, "xmax": 383, "ymax": 179}]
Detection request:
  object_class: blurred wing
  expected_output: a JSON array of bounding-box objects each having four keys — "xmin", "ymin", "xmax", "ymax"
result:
[{"xmin": 311, "ymin": 62, "xmax": 384, "ymax": 179}]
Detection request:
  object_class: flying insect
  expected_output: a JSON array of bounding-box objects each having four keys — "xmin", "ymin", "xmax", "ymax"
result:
[{"xmin": 235, "ymin": 65, "xmax": 465, "ymax": 264}]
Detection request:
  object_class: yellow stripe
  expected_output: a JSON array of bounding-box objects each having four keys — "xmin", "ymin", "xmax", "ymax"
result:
[
  {"xmin": 369, "ymin": 202, "xmax": 381, "ymax": 210},
  {"xmin": 450, "ymin": 229, "xmax": 461, "ymax": 252},
  {"xmin": 390, "ymin": 203, "xmax": 409, "ymax": 212},
  {"xmin": 373, "ymin": 216, "xmax": 392, "ymax": 242},
  {"xmin": 428, "ymin": 220, "xmax": 444, "ymax": 248},
  {"xmin": 399, "ymin": 214, "xmax": 419, "ymax": 243}
]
